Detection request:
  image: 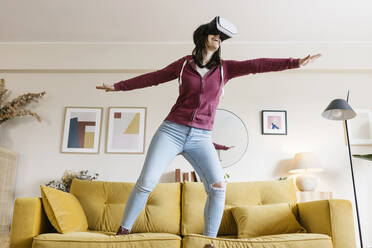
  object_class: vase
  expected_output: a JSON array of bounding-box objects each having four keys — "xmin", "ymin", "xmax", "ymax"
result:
[{"xmin": 295, "ymin": 174, "xmax": 319, "ymax": 191}]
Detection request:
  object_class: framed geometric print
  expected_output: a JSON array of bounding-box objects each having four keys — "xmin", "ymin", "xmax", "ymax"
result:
[
  {"xmin": 61, "ymin": 107, "xmax": 103, "ymax": 153},
  {"xmin": 106, "ymin": 107, "xmax": 147, "ymax": 154},
  {"xmin": 261, "ymin": 110, "xmax": 287, "ymax": 135}
]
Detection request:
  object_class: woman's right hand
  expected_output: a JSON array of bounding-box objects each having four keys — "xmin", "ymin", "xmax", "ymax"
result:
[{"xmin": 96, "ymin": 83, "xmax": 115, "ymax": 92}]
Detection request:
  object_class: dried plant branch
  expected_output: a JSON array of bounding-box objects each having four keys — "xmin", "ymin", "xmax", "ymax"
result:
[
  {"xmin": 0, "ymin": 79, "xmax": 46, "ymax": 125},
  {"xmin": 0, "ymin": 79, "xmax": 8, "ymax": 105}
]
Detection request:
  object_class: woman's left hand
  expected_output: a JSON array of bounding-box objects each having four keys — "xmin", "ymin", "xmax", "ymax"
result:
[{"xmin": 299, "ymin": 53, "xmax": 322, "ymax": 67}]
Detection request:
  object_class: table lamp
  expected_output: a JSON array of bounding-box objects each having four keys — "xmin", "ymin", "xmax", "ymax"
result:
[
  {"xmin": 322, "ymin": 91, "xmax": 363, "ymax": 248},
  {"xmin": 289, "ymin": 152, "xmax": 323, "ymax": 191}
]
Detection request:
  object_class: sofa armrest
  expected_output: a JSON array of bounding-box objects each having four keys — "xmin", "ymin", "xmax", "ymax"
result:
[
  {"xmin": 297, "ymin": 199, "xmax": 356, "ymax": 248},
  {"xmin": 10, "ymin": 197, "xmax": 52, "ymax": 248}
]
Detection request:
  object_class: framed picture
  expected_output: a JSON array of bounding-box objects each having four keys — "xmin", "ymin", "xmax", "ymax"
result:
[
  {"xmin": 261, "ymin": 110, "xmax": 287, "ymax": 135},
  {"xmin": 106, "ymin": 107, "xmax": 147, "ymax": 154},
  {"xmin": 61, "ymin": 107, "xmax": 103, "ymax": 154},
  {"xmin": 347, "ymin": 109, "xmax": 372, "ymax": 145}
]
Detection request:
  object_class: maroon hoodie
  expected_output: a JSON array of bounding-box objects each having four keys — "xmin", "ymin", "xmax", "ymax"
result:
[{"xmin": 114, "ymin": 55, "xmax": 300, "ymax": 130}]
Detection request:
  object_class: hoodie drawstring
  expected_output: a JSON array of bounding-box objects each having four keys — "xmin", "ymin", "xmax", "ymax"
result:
[{"xmin": 179, "ymin": 59, "xmax": 224, "ymax": 99}]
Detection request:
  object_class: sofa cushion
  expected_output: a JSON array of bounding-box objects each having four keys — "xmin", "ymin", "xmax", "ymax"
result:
[
  {"xmin": 40, "ymin": 185, "xmax": 88, "ymax": 234},
  {"xmin": 33, "ymin": 231, "xmax": 181, "ymax": 248},
  {"xmin": 181, "ymin": 180, "xmax": 297, "ymax": 236},
  {"xmin": 70, "ymin": 179, "xmax": 181, "ymax": 234},
  {"xmin": 183, "ymin": 233, "xmax": 332, "ymax": 248},
  {"xmin": 231, "ymin": 203, "xmax": 306, "ymax": 238}
]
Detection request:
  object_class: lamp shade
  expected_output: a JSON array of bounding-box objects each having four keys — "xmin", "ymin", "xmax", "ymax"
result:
[
  {"xmin": 289, "ymin": 152, "xmax": 323, "ymax": 174},
  {"xmin": 322, "ymin": 99, "xmax": 356, "ymax": 120}
]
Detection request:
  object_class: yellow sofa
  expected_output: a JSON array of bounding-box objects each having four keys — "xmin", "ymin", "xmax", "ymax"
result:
[{"xmin": 10, "ymin": 179, "xmax": 356, "ymax": 248}]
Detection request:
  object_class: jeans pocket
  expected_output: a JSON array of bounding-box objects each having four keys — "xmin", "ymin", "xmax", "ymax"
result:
[
  {"xmin": 198, "ymin": 128, "xmax": 211, "ymax": 136},
  {"xmin": 163, "ymin": 120, "xmax": 179, "ymax": 128}
]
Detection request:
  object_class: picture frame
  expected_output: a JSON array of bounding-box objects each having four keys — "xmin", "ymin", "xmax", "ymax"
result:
[
  {"xmin": 261, "ymin": 110, "xmax": 287, "ymax": 135},
  {"xmin": 106, "ymin": 107, "xmax": 147, "ymax": 154},
  {"xmin": 347, "ymin": 108, "xmax": 372, "ymax": 145},
  {"xmin": 61, "ymin": 107, "xmax": 103, "ymax": 154}
]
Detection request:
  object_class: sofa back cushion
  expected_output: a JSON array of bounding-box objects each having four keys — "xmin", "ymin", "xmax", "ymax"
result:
[
  {"xmin": 70, "ymin": 179, "xmax": 181, "ymax": 234},
  {"xmin": 181, "ymin": 180, "xmax": 297, "ymax": 236}
]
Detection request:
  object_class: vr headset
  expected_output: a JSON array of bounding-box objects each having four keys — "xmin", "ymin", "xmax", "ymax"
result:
[{"xmin": 207, "ymin": 16, "xmax": 237, "ymax": 41}]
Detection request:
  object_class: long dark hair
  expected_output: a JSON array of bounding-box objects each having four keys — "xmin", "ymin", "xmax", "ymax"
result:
[{"xmin": 192, "ymin": 24, "xmax": 221, "ymax": 69}]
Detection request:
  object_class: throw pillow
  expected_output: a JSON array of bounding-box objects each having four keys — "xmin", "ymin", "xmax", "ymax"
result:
[
  {"xmin": 40, "ymin": 185, "xmax": 88, "ymax": 233},
  {"xmin": 231, "ymin": 203, "xmax": 306, "ymax": 238}
]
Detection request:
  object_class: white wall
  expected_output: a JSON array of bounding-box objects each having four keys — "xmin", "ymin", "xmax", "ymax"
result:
[
  {"xmin": 0, "ymin": 42, "xmax": 371, "ymax": 246},
  {"xmin": 1, "ymin": 0, "xmax": 372, "ymax": 42}
]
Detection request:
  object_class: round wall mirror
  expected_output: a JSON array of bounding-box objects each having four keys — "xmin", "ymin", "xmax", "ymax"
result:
[{"xmin": 212, "ymin": 109, "xmax": 249, "ymax": 168}]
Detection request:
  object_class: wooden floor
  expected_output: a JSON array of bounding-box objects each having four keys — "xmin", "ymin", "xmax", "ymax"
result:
[{"xmin": 0, "ymin": 233, "xmax": 10, "ymax": 248}]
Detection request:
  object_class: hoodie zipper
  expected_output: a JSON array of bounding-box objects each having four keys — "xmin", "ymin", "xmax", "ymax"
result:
[{"xmin": 191, "ymin": 72, "xmax": 207, "ymax": 121}]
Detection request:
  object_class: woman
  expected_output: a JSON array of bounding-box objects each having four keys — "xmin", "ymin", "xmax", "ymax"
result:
[{"xmin": 97, "ymin": 18, "xmax": 321, "ymax": 242}]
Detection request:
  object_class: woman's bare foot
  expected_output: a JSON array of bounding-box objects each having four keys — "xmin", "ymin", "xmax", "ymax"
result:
[
  {"xmin": 116, "ymin": 226, "xmax": 130, "ymax": 235},
  {"xmin": 204, "ymin": 244, "xmax": 214, "ymax": 248}
]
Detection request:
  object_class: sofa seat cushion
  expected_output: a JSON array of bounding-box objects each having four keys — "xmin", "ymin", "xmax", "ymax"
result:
[
  {"xmin": 32, "ymin": 231, "xmax": 181, "ymax": 248},
  {"xmin": 183, "ymin": 233, "xmax": 332, "ymax": 248}
]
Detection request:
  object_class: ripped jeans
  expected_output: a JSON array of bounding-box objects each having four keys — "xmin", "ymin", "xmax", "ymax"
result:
[{"xmin": 120, "ymin": 120, "xmax": 226, "ymax": 237}]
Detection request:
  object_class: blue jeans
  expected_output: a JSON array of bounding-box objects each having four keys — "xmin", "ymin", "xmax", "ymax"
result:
[{"xmin": 120, "ymin": 120, "xmax": 226, "ymax": 237}]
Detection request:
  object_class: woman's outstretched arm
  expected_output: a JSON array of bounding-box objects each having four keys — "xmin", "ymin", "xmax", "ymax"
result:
[
  {"xmin": 96, "ymin": 56, "xmax": 187, "ymax": 92},
  {"xmin": 223, "ymin": 54, "xmax": 321, "ymax": 82}
]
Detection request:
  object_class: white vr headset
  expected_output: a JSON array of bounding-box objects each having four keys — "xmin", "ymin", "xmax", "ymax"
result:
[{"xmin": 207, "ymin": 16, "xmax": 237, "ymax": 41}]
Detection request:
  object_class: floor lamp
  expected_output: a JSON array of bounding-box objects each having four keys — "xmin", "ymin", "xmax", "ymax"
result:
[{"xmin": 322, "ymin": 91, "xmax": 363, "ymax": 248}]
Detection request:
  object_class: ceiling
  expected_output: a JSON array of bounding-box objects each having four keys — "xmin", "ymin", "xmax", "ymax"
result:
[{"xmin": 0, "ymin": 0, "xmax": 371, "ymax": 43}]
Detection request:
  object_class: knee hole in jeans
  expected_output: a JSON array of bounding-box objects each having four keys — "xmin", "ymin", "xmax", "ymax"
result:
[{"xmin": 211, "ymin": 181, "xmax": 226, "ymax": 191}]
